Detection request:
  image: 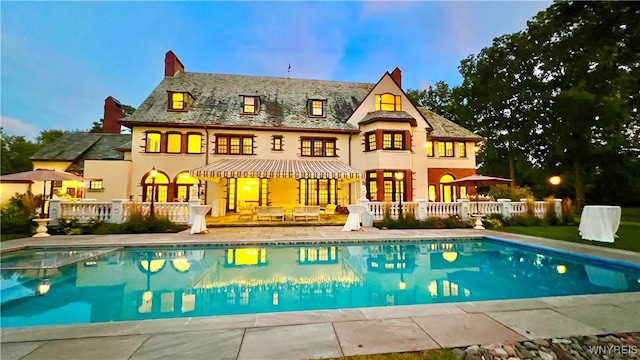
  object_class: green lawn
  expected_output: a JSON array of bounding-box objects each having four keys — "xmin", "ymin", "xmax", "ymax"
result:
[{"xmin": 495, "ymin": 224, "xmax": 640, "ymax": 253}]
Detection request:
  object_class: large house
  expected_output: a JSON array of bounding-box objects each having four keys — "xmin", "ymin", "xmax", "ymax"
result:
[{"xmin": 29, "ymin": 51, "xmax": 483, "ymax": 212}]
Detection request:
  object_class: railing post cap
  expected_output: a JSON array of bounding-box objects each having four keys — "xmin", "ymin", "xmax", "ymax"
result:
[
  {"xmin": 457, "ymin": 199, "xmax": 470, "ymax": 202},
  {"xmin": 497, "ymin": 198, "xmax": 511, "ymax": 203}
]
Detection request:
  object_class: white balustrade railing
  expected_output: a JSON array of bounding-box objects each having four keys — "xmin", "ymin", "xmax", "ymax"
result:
[
  {"xmin": 48, "ymin": 197, "xmax": 561, "ymax": 226},
  {"xmin": 50, "ymin": 199, "xmax": 192, "ymax": 225},
  {"xmin": 60, "ymin": 202, "xmax": 112, "ymax": 222},
  {"xmin": 365, "ymin": 198, "xmax": 561, "ymax": 221}
]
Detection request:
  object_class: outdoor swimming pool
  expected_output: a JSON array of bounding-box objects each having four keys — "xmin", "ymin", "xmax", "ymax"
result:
[{"xmin": 2, "ymin": 237, "xmax": 639, "ymax": 328}]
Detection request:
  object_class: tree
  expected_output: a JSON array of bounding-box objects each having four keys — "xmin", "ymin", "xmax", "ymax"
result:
[
  {"xmin": 453, "ymin": 1, "xmax": 640, "ymax": 206},
  {"xmin": 36, "ymin": 129, "xmax": 66, "ymax": 147},
  {"xmin": 0, "ymin": 128, "xmax": 41, "ymax": 175},
  {"xmin": 406, "ymin": 81, "xmax": 458, "ymax": 122}
]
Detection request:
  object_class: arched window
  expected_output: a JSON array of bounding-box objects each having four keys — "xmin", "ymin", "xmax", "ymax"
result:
[
  {"xmin": 174, "ymin": 171, "xmax": 199, "ymax": 201},
  {"xmin": 440, "ymin": 174, "xmax": 457, "ymax": 203},
  {"xmin": 143, "ymin": 171, "xmax": 169, "ymax": 202},
  {"xmin": 375, "ymin": 93, "xmax": 401, "ymax": 111}
]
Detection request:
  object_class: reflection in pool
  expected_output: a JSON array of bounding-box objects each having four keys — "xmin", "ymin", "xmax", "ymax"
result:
[{"xmin": 1, "ymin": 238, "xmax": 639, "ymax": 328}]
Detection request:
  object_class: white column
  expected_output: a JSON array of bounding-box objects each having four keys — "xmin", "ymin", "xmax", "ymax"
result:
[
  {"xmin": 554, "ymin": 198, "xmax": 562, "ymax": 219},
  {"xmin": 497, "ymin": 198, "xmax": 512, "ymax": 218},
  {"xmin": 111, "ymin": 199, "xmax": 126, "ymax": 223},
  {"xmin": 416, "ymin": 199, "xmax": 428, "ymax": 221},
  {"xmin": 48, "ymin": 199, "xmax": 61, "ymax": 225},
  {"xmin": 457, "ymin": 199, "xmax": 470, "ymax": 221}
]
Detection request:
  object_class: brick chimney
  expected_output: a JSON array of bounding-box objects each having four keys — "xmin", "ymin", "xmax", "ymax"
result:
[
  {"xmin": 103, "ymin": 96, "xmax": 123, "ymax": 134},
  {"xmin": 390, "ymin": 67, "xmax": 402, "ymax": 87},
  {"xmin": 165, "ymin": 50, "xmax": 185, "ymax": 77}
]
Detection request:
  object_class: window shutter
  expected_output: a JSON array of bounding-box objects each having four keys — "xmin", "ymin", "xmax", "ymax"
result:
[
  {"xmin": 181, "ymin": 133, "xmax": 188, "ymax": 154},
  {"xmin": 404, "ymin": 130, "xmax": 411, "ymax": 150},
  {"xmin": 375, "ymin": 130, "xmax": 383, "ymax": 151},
  {"xmin": 160, "ymin": 132, "xmax": 167, "ymax": 153}
]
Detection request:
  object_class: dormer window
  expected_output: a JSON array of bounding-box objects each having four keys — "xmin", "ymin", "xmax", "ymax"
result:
[
  {"xmin": 242, "ymin": 96, "xmax": 260, "ymax": 114},
  {"xmin": 375, "ymin": 93, "xmax": 402, "ymax": 111},
  {"xmin": 168, "ymin": 91, "xmax": 192, "ymax": 111},
  {"xmin": 309, "ymin": 100, "xmax": 325, "ymax": 117}
]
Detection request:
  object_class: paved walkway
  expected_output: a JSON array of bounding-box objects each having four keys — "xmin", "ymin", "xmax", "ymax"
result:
[{"xmin": 2, "ymin": 227, "xmax": 639, "ymax": 360}]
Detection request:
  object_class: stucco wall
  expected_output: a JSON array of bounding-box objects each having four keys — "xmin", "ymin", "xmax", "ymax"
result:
[
  {"xmin": 83, "ymin": 160, "xmax": 132, "ymax": 201},
  {"xmin": 130, "ymin": 127, "xmax": 208, "ymax": 200}
]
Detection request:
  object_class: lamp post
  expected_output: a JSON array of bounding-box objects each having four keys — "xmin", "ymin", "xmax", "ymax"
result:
[
  {"xmin": 150, "ymin": 166, "xmax": 157, "ymax": 219},
  {"xmin": 395, "ymin": 171, "xmax": 404, "ymax": 217}
]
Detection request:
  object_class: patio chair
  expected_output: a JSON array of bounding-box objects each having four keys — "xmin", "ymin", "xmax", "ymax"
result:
[{"xmin": 321, "ymin": 204, "xmax": 337, "ymax": 219}]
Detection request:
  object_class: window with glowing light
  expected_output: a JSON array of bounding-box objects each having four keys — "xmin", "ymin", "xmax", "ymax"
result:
[
  {"xmin": 299, "ymin": 179, "xmax": 337, "ymax": 206},
  {"xmin": 426, "ymin": 141, "xmax": 434, "ymax": 157},
  {"xmin": 365, "ymin": 132, "xmax": 377, "ymax": 151},
  {"xmin": 272, "ymin": 136, "xmax": 283, "ymax": 151},
  {"xmin": 382, "ymin": 132, "xmax": 404, "ymax": 150},
  {"xmin": 169, "ymin": 92, "xmax": 186, "ymax": 110},
  {"xmin": 300, "ymin": 137, "xmax": 336, "ymax": 157},
  {"xmin": 438, "ymin": 141, "xmax": 454, "ymax": 157},
  {"xmin": 242, "ymin": 96, "xmax": 259, "ymax": 114},
  {"xmin": 89, "ymin": 180, "xmax": 103, "ymax": 190},
  {"xmin": 145, "ymin": 132, "xmax": 161, "ymax": 153},
  {"xmin": 187, "ymin": 134, "xmax": 202, "ymax": 154},
  {"xmin": 375, "ymin": 93, "xmax": 402, "ymax": 111},
  {"xmin": 167, "ymin": 133, "xmax": 181, "ymax": 153},
  {"xmin": 309, "ymin": 100, "xmax": 325, "ymax": 117},
  {"xmin": 458, "ymin": 142, "xmax": 466, "ymax": 157},
  {"xmin": 216, "ymin": 134, "xmax": 254, "ymax": 155}
]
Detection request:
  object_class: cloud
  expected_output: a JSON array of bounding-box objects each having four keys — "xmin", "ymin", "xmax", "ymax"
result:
[{"xmin": 0, "ymin": 116, "xmax": 40, "ymax": 139}]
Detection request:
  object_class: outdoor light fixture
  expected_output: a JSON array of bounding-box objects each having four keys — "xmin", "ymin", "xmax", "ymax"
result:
[
  {"xmin": 150, "ymin": 166, "xmax": 158, "ymax": 218},
  {"xmin": 395, "ymin": 171, "xmax": 404, "ymax": 217},
  {"xmin": 549, "ymin": 176, "xmax": 562, "ymax": 186}
]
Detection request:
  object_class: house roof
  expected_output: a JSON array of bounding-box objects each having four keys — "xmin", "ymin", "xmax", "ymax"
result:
[
  {"xmin": 31, "ymin": 133, "xmax": 131, "ymax": 171},
  {"xmin": 359, "ymin": 111, "xmax": 418, "ymax": 127},
  {"xmin": 419, "ymin": 108, "xmax": 484, "ymax": 141},
  {"xmin": 121, "ymin": 72, "xmax": 375, "ymax": 131}
]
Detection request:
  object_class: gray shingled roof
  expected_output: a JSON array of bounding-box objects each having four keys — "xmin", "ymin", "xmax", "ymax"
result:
[
  {"xmin": 359, "ymin": 111, "xmax": 418, "ymax": 126},
  {"xmin": 419, "ymin": 108, "xmax": 484, "ymax": 141},
  {"xmin": 122, "ymin": 72, "xmax": 375, "ymax": 131},
  {"xmin": 31, "ymin": 133, "xmax": 131, "ymax": 169}
]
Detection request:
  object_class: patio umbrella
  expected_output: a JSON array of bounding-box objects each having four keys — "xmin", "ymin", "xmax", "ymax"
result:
[
  {"xmin": 0, "ymin": 169, "xmax": 84, "ymax": 217},
  {"xmin": 450, "ymin": 174, "xmax": 512, "ymax": 214}
]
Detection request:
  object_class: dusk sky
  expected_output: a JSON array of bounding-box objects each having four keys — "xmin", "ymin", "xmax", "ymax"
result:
[{"xmin": 1, "ymin": 1, "xmax": 550, "ymax": 139}]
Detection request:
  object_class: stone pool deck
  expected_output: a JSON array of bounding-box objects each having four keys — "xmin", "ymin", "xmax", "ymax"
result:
[{"xmin": 1, "ymin": 227, "xmax": 639, "ymax": 360}]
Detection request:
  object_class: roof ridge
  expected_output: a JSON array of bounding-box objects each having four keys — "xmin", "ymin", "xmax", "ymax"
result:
[{"xmin": 180, "ymin": 71, "xmax": 375, "ymax": 86}]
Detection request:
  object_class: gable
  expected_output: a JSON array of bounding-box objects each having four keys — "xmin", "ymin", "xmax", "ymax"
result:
[{"xmin": 346, "ymin": 72, "xmax": 431, "ymax": 130}]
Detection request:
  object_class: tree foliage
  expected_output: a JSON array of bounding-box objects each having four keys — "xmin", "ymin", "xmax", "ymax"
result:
[{"xmin": 410, "ymin": 1, "xmax": 639, "ymax": 207}]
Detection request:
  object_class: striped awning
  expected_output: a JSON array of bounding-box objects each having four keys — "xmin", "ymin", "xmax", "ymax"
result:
[{"xmin": 190, "ymin": 159, "xmax": 363, "ymax": 179}]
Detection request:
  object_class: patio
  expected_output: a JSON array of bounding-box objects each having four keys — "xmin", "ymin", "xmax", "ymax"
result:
[{"xmin": 1, "ymin": 227, "xmax": 639, "ymax": 359}]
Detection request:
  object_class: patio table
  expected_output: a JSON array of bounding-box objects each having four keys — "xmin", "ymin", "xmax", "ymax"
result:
[
  {"xmin": 190, "ymin": 205, "xmax": 212, "ymax": 234},
  {"xmin": 578, "ymin": 205, "xmax": 621, "ymax": 243},
  {"xmin": 342, "ymin": 204, "xmax": 363, "ymax": 231}
]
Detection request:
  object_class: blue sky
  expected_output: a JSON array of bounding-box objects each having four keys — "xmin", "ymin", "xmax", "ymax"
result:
[{"xmin": 1, "ymin": 1, "xmax": 550, "ymax": 139}]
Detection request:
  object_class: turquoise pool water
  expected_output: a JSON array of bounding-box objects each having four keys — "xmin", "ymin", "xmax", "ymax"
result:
[{"xmin": 2, "ymin": 237, "xmax": 639, "ymax": 328}]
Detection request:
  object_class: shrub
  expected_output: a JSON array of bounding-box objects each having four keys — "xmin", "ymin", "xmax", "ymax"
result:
[
  {"xmin": 484, "ymin": 213, "xmax": 505, "ymax": 228},
  {"xmin": 504, "ymin": 215, "xmax": 542, "ymax": 226},
  {"xmin": 562, "ymin": 198, "xmax": 577, "ymax": 225},
  {"xmin": 0, "ymin": 192, "xmax": 43, "ymax": 236},
  {"xmin": 544, "ymin": 196, "xmax": 561, "ymax": 226},
  {"xmin": 374, "ymin": 214, "xmax": 470, "ymax": 229},
  {"xmin": 489, "ymin": 184, "xmax": 534, "ymax": 201}
]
